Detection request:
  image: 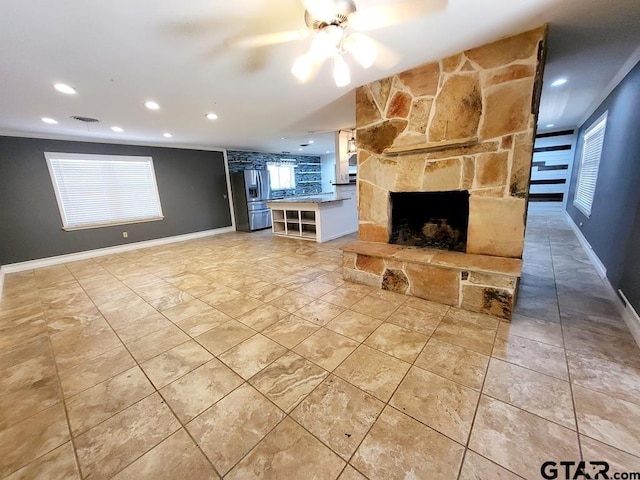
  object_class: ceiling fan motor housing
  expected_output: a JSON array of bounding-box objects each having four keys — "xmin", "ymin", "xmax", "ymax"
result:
[{"xmin": 304, "ymin": 0, "xmax": 357, "ymax": 30}]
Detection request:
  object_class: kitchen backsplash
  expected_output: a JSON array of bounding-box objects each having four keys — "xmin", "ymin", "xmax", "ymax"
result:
[{"xmin": 227, "ymin": 150, "xmax": 323, "ymax": 197}]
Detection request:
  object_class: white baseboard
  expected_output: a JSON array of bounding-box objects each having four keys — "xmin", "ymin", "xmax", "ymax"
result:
[
  {"xmin": 322, "ymin": 228, "xmax": 359, "ymax": 243},
  {"xmin": 528, "ymin": 203, "xmax": 564, "ymax": 214},
  {"xmin": 564, "ymin": 211, "xmax": 607, "ymax": 280},
  {"xmin": 564, "ymin": 212, "xmax": 640, "ymax": 348},
  {"xmin": 0, "ymin": 226, "xmax": 234, "ymax": 300},
  {"xmin": 618, "ymin": 289, "xmax": 640, "ymax": 348}
]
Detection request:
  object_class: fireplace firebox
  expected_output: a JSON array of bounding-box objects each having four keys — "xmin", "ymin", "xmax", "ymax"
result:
[{"xmin": 389, "ymin": 191, "xmax": 470, "ymax": 252}]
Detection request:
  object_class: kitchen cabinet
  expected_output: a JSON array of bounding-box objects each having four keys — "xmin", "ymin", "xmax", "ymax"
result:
[{"xmin": 267, "ymin": 193, "xmax": 357, "ymax": 243}]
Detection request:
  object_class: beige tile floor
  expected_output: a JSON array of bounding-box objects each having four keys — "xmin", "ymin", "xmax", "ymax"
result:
[{"xmin": 1, "ymin": 213, "xmax": 640, "ymax": 479}]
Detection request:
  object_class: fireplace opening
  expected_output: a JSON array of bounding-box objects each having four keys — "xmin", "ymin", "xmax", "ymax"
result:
[{"xmin": 389, "ymin": 191, "xmax": 469, "ymax": 252}]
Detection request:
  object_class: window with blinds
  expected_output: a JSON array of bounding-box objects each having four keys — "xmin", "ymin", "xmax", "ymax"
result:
[
  {"xmin": 267, "ymin": 161, "xmax": 296, "ymax": 190},
  {"xmin": 45, "ymin": 152, "xmax": 164, "ymax": 230},
  {"xmin": 574, "ymin": 112, "xmax": 607, "ymax": 217}
]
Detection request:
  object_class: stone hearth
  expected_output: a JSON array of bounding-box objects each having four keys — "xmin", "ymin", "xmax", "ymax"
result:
[
  {"xmin": 341, "ymin": 27, "xmax": 547, "ymax": 320},
  {"xmin": 343, "ymin": 242, "xmax": 521, "ymax": 319}
]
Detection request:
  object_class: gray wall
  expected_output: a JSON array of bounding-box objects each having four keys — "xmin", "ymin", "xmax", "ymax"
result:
[
  {"xmin": 620, "ymin": 205, "xmax": 640, "ymax": 310},
  {"xmin": 0, "ymin": 136, "xmax": 232, "ymax": 265},
  {"xmin": 227, "ymin": 150, "xmax": 322, "ymax": 198},
  {"xmin": 566, "ymin": 60, "xmax": 640, "ymax": 310}
]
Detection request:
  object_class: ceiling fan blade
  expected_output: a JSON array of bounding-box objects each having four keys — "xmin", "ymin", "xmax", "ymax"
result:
[
  {"xmin": 349, "ymin": 0, "xmax": 448, "ymax": 31},
  {"xmin": 291, "ymin": 53, "xmax": 324, "ymax": 83},
  {"xmin": 342, "ymin": 33, "xmax": 401, "ymax": 70},
  {"xmin": 370, "ymin": 39, "xmax": 402, "ymax": 70},
  {"xmin": 228, "ymin": 29, "xmax": 310, "ymax": 49}
]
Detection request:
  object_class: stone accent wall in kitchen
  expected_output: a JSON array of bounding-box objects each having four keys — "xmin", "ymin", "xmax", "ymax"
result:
[
  {"xmin": 227, "ymin": 150, "xmax": 322, "ymax": 197},
  {"xmin": 355, "ymin": 26, "xmax": 546, "ymax": 259}
]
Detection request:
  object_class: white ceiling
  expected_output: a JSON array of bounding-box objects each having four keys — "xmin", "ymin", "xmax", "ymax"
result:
[{"xmin": 1, "ymin": 0, "xmax": 639, "ymax": 156}]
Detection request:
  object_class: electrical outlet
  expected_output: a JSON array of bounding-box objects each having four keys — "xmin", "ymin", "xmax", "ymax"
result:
[{"xmin": 122, "ymin": 231, "xmax": 128, "ymax": 238}]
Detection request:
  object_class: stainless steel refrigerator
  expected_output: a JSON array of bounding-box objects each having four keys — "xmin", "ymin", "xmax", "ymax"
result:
[{"xmin": 230, "ymin": 170, "xmax": 272, "ymax": 231}]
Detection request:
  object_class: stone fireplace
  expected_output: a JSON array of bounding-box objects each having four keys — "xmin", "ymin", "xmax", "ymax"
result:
[
  {"xmin": 389, "ymin": 191, "xmax": 469, "ymax": 251},
  {"xmin": 341, "ymin": 27, "xmax": 547, "ymax": 319}
]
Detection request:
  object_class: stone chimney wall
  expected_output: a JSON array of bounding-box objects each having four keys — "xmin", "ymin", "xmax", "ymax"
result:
[{"xmin": 355, "ymin": 27, "xmax": 547, "ymax": 259}]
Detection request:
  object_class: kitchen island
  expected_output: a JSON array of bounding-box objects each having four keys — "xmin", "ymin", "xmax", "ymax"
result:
[{"xmin": 267, "ymin": 192, "xmax": 358, "ymax": 243}]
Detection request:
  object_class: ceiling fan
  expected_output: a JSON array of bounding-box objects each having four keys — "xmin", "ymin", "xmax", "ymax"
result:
[{"xmin": 230, "ymin": 0, "xmax": 447, "ymax": 87}]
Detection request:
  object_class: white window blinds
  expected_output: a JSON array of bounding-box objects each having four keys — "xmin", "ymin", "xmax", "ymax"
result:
[
  {"xmin": 45, "ymin": 152, "xmax": 164, "ymax": 230},
  {"xmin": 574, "ymin": 113, "xmax": 607, "ymax": 217},
  {"xmin": 267, "ymin": 162, "xmax": 296, "ymax": 190}
]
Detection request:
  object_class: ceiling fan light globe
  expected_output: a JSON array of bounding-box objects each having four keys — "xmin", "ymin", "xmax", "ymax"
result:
[
  {"xmin": 332, "ymin": 55, "xmax": 351, "ymax": 87},
  {"xmin": 292, "ymin": 54, "xmax": 313, "ymax": 82},
  {"xmin": 310, "ymin": 25, "xmax": 343, "ymax": 61},
  {"xmin": 343, "ymin": 33, "xmax": 377, "ymax": 68}
]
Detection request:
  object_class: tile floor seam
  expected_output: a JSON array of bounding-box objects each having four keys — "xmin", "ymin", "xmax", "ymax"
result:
[
  {"xmin": 182, "ymin": 378, "xmax": 290, "ymax": 477},
  {"xmin": 4, "ymin": 223, "xmax": 639, "ymax": 479},
  {"xmin": 461, "ymin": 449, "xmax": 527, "ymax": 479},
  {"xmin": 576, "ymin": 431, "xmax": 640, "ymax": 460},
  {"xmin": 260, "ymin": 318, "xmax": 321, "ymax": 351},
  {"xmin": 244, "ymin": 290, "xmax": 450, "ymax": 478},
  {"xmin": 326, "ymin": 308, "xmax": 452, "ymax": 476},
  {"xmin": 23, "ymin": 298, "xmax": 83, "ymax": 480},
  {"xmin": 485, "ymin": 350, "xmax": 571, "ymax": 384},
  {"xmin": 478, "ymin": 389, "xmax": 578, "ymax": 432},
  {"xmin": 286, "ymin": 412, "xmax": 370, "ymax": 478},
  {"xmin": 410, "ymin": 335, "xmax": 496, "ymax": 391},
  {"xmin": 214, "ymin": 389, "xmax": 315, "ymax": 477},
  {"xmin": 259, "ymin": 306, "xmax": 448, "ymax": 478},
  {"xmin": 76, "ymin": 392, "xmax": 182, "ymax": 478},
  {"xmin": 454, "ymin": 310, "xmax": 503, "ymax": 480},
  {"xmin": 66, "ymin": 266, "xmax": 221, "ymax": 479},
  {"xmin": 497, "ymin": 330, "xmax": 564, "ymax": 348},
  {"xmin": 547, "ymin": 216, "xmax": 586, "ymax": 462},
  {"xmin": 55, "ymin": 344, "xmax": 133, "ymax": 400},
  {"xmin": 41, "ymin": 264, "xmax": 83, "ymax": 478}
]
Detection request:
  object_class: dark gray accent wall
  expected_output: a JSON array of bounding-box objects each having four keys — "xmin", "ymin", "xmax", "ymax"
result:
[
  {"xmin": 566, "ymin": 60, "xmax": 640, "ymax": 310},
  {"xmin": 227, "ymin": 150, "xmax": 322, "ymax": 197},
  {"xmin": 620, "ymin": 202, "xmax": 640, "ymax": 311},
  {"xmin": 0, "ymin": 136, "xmax": 232, "ymax": 265}
]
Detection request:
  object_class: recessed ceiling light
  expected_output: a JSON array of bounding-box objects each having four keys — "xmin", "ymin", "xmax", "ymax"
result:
[
  {"xmin": 546, "ymin": 123, "xmax": 555, "ymax": 128},
  {"xmin": 551, "ymin": 78, "xmax": 567, "ymax": 87},
  {"xmin": 145, "ymin": 101, "xmax": 160, "ymax": 110},
  {"xmin": 53, "ymin": 83, "xmax": 77, "ymax": 95},
  {"xmin": 112, "ymin": 126, "xmax": 124, "ymax": 133},
  {"xmin": 308, "ymin": 140, "xmax": 314, "ymax": 144},
  {"xmin": 325, "ymin": 150, "xmax": 330, "ymax": 154},
  {"xmin": 41, "ymin": 117, "xmax": 58, "ymax": 124},
  {"xmin": 163, "ymin": 132, "xmax": 173, "ymax": 138},
  {"xmin": 205, "ymin": 112, "xmax": 218, "ymax": 120},
  {"xmin": 298, "ymin": 148, "xmax": 303, "ymax": 151}
]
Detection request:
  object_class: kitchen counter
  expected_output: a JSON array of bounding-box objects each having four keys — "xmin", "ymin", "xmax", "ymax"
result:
[
  {"xmin": 268, "ymin": 193, "xmax": 350, "ymax": 204},
  {"xmin": 267, "ymin": 193, "xmax": 357, "ymax": 243}
]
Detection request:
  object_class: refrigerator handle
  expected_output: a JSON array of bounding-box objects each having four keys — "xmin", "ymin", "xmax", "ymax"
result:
[{"xmin": 257, "ymin": 171, "xmax": 262, "ymax": 199}]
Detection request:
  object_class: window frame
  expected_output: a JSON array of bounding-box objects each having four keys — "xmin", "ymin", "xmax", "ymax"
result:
[
  {"xmin": 267, "ymin": 161, "xmax": 297, "ymax": 190},
  {"xmin": 573, "ymin": 112, "xmax": 607, "ymax": 218},
  {"xmin": 45, "ymin": 152, "xmax": 164, "ymax": 231}
]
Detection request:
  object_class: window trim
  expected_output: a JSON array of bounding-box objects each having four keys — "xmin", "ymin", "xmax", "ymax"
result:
[
  {"xmin": 573, "ymin": 112, "xmax": 607, "ymax": 218},
  {"xmin": 45, "ymin": 152, "xmax": 164, "ymax": 231},
  {"xmin": 267, "ymin": 161, "xmax": 297, "ymax": 190}
]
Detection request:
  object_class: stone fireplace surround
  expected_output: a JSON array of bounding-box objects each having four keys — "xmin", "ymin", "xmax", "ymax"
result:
[
  {"xmin": 389, "ymin": 190, "xmax": 470, "ymax": 251},
  {"xmin": 341, "ymin": 27, "xmax": 547, "ymax": 320}
]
